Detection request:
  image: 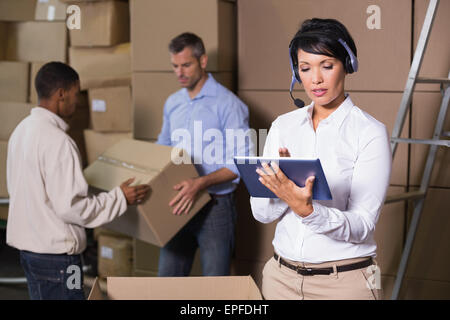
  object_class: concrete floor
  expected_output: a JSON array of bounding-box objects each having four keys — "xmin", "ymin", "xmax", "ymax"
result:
[{"xmin": 0, "ymin": 228, "xmax": 96, "ymax": 300}]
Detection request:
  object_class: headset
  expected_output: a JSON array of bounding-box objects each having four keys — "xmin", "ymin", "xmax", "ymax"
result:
[{"xmin": 289, "ymin": 33, "xmax": 358, "ymax": 108}]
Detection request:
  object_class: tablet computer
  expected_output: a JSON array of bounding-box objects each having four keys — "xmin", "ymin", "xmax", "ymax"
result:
[{"xmin": 233, "ymin": 156, "xmax": 332, "ymax": 200}]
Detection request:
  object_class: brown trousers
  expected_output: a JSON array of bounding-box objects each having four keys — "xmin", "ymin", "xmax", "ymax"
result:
[{"xmin": 262, "ymin": 254, "xmax": 383, "ymax": 300}]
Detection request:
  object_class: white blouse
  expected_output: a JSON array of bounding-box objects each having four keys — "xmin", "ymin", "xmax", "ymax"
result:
[{"xmin": 250, "ymin": 95, "xmax": 392, "ymax": 263}]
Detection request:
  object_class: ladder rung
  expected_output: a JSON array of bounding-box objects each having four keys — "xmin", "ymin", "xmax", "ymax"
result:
[
  {"xmin": 390, "ymin": 138, "xmax": 450, "ymax": 147},
  {"xmin": 416, "ymin": 77, "xmax": 450, "ymax": 84},
  {"xmin": 385, "ymin": 191, "xmax": 426, "ymax": 204}
]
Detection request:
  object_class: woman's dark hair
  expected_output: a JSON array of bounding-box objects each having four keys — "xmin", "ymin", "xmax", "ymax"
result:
[
  {"xmin": 168, "ymin": 32, "xmax": 206, "ymax": 60},
  {"xmin": 35, "ymin": 62, "xmax": 79, "ymax": 100},
  {"xmin": 290, "ymin": 18, "xmax": 357, "ymax": 73}
]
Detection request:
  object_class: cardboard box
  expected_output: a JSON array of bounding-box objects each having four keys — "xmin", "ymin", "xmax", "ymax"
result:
[
  {"xmin": 238, "ymin": 91, "xmax": 408, "ymax": 186},
  {"xmin": 237, "ymin": 0, "xmax": 411, "ymax": 91},
  {"xmin": 0, "ymin": 141, "xmax": 7, "ymax": 198},
  {"xmin": 69, "ymin": 0, "xmax": 129, "ymax": 47},
  {"xmin": 133, "ymin": 72, "xmax": 234, "ymax": 140},
  {"xmin": 69, "ymin": 43, "xmax": 131, "ymax": 90},
  {"xmin": 374, "ymin": 186, "xmax": 406, "ymax": 276},
  {"xmin": 98, "ymin": 234, "xmax": 133, "ymax": 278},
  {"xmin": 0, "ymin": 102, "xmax": 33, "ymax": 140},
  {"xmin": 88, "ymin": 275, "xmax": 262, "ymax": 300},
  {"xmin": 84, "ymin": 129, "xmax": 132, "ymax": 165},
  {"xmin": 234, "ymin": 183, "xmax": 277, "ymax": 263},
  {"xmin": 5, "ymin": 21, "xmax": 67, "ymax": 62},
  {"xmin": 130, "ymin": 0, "xmax": 236, "ymax": 72},
  {"xmin": 83, "ymin": 139, "xmax": 211, "ymax": 246},
  {"xmin": 0, "ymin": 61, "xmax": 30, "ymax": 103},
  {"xmin": 0, "ymin": 22, "xmax": 7, "ymax": 60},
  {"xmin": 0, "ymin": 0, "xmax": 37, "ymax": 21},
  {"xmin": 410, "ymin": 92, "xmax": 450, "ymax": 188},
  {"xmin": 88, "ymin": 86, "xmax": 132, "ymax": 132},
  {"xmin": 406, "ymin": 188, "xmax": 450, "ymax": 282},
  {"xmin": 0, "ymin": 205, "xmax": 8, "ymax": 221},
  {"xmin": 414, "ymin": 0, "xmax": 450, "ymax": 92},
  {"xmin": 29, "ymin": 62, "xmax": 47, "ymax": 105},
  {"xmin": 35, "ymin": 0, "xmax": 67, "ymax": 21},
  {"xmin": 133, "ymin": 238, "xmax": 202, "ymax": 276},
  {"xmin": 231, "ymin": 258, "xmax": 266, "ymax": 292},
  {"xmin": 68, "ymin": 128, "xmax": 88, "ymax": 168}
]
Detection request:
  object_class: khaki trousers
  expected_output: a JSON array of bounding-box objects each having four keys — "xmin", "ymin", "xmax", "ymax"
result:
[{"xmin": 262, "ymin": 254, "xmax": 383, "ymax": 300}]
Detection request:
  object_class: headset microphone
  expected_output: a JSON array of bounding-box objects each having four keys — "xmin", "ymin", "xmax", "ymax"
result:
[
  {"xmin": 289, "ymin": 75, "xmax": 305, "ymax": 108},
  {"xmin": 289, "ymin": 53, "xmax": 305, "ymax": 108}
]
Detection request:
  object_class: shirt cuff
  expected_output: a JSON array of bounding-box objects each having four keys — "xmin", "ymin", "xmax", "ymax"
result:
[{"xmin": 297, "ymin": 202, "xmax": 327, "ymax": 227}]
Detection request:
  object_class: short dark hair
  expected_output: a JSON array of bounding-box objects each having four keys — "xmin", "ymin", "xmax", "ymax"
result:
[
  {"xmin": 168, "ymin": 32, "xmax": 206, "ymax": 59},
  {"xmin": 35, "ymin": 62, "xmax": 79, "ymax": 100},
  {"xmin": 290, "ymin": 18, "xmax": 357, "ymax": 73}
]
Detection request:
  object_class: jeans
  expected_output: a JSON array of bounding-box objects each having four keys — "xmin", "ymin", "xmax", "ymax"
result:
[
  {"xmin": 20, "ymin": 250, "xmax": 85, "ymax": 300},
  {"xmin": 158, "ymin": 193, "xmax": 237, "ymax": 276}
]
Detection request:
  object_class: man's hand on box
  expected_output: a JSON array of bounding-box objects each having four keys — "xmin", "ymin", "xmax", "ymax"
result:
[
  {"xmin": 169, "ymin": 177, "xmax": 204, "ymax": 215},
  {"xmin": 120, "ymin": 178, "xmax": 151, "ymax": 205}
]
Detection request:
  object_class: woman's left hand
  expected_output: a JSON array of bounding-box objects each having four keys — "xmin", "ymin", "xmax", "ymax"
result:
[{"xmin": 256, "ymin": 161, "xmax": 315, "ymax": 218}]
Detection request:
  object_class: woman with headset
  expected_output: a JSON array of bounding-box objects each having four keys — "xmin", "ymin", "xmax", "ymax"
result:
[{"xmin": 250, "ymin": 18, "xmax": 392, "ymax": 300}]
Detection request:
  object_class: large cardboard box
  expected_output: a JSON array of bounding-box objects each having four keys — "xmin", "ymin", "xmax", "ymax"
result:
[
  {"xmin": 0, "ymin": 102, "xmax": 33, "ymax": 140},
  {"xmin": 414, "ymin": 0, "xmax": 450, "ymax": 92},
  {"xmin": 83, "ymin": 139, "xmax": 211, "ymax": 247},
  {"xmin": 98, "ymin": 234, "xmax": 133, "ymax": 278},
  {"xmin": 410, "ymin": 92, "xmax": 450, "ymax": 188},
  {"xmin": 5, "ymin": 21, "xmax": 67, "ymax": 62},
  {"xmin": 88, "ymin": 276, "xmax": 262, "ymax": 300},
  {"xmin": 0, "ymin": 61, "xmax": 30, "ymax": 103},
  {"xmin": 133, "ymin": 72, "xmax": 234, "ymax": 140},
  {"xmin": 130, "ymin": 0, "xmax": 236, "ymax": 72},
  {"xmin": 238, "ymin": 91, "xmax": 408, "ymax": 186},
  {"xmin": 234, "ymin": 183, "xmax": 277, "ymax": 263},
  {"xmin": 374, "ymin": 186, "xmax": 406, "ymax": 276},
  {"xmin": 35, "ymin": 0, "xmax": 67, "ymax": 21},
  {"xmin": 0, "ymin": 205, "xmax": 7, "ymax": 221},
  {"xmin": 132, "ymin": 238, "xmax": 203, "ymax": 276},
  {"xmin": 69, "ymin": 43, "xmax": 131, "ymax": 90},
  {"xmin": 88, "ymin": 86, "xmax": 132, "ymax": 132},
  {"xmin": 69, "ymin": 0, "xmax": 130, "ymax": 47},
  {"xmin": 0, "ymin": 22, "xmax": 7, "ymax": 60},
  {"xmin": 406, "ymin": 188, "xmax": 450, "ymax": 283},
  {"xmin": 0, "ymin": 141, "xmax": 7, "ymax": 197},
  {"xmin": 0, "ymin": 0, "xmax": 37, "ymax": 21},
  {"xmin": 237, "ymin": 0, "xmax": 411, "ymax": 91},
  {"xmin": 84, "ymin": 129, "xmax": 132, "ymax": 165},
  {"xmin": 29, "ymin": 61, "xmax": 47, "ymax": 105}
]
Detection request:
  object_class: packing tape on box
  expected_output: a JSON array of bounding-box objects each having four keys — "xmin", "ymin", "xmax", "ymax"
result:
[{"xmin": 97, "ymin": 155, "xmax": 160, "ymax": 175}]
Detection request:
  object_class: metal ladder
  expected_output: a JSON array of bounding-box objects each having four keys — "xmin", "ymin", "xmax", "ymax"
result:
[{"xmin": 384, "ymin": 0, "xmax": 450, "ymax": 300}]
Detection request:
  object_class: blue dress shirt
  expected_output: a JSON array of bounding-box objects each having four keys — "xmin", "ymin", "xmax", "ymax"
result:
[{"xmin": 157, "ymin": 73, "xmax": 254, "ymax": 195}]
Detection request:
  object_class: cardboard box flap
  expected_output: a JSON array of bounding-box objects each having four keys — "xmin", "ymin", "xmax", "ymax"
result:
[
  {"xmin": 105, "ymin": 276, "xmax": 262, "ymax": 300},
  {"xmin": 84, "ymin": 139, "xmax": 181, "ymax": 190},
  {"xmin": 87, "ymin": 277, "xmax": 104, "ymax": 300}
]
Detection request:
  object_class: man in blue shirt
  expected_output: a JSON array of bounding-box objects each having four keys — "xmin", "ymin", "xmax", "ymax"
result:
[{"xmin": 156, "ymin": 32, "xmax": 253, "ymax": 276}]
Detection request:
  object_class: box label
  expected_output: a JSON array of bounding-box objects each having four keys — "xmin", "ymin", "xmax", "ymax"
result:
[
  {"xmin": 101, "ymin": 246, "xmax": 114, "ymax": 260},
  {"xmin": 92, "ymin": 99, "xmax": 107, "ymax": 112},
  {"xmin": 47, "ymin": 6, "xmax": 56, "ymax": 21}
]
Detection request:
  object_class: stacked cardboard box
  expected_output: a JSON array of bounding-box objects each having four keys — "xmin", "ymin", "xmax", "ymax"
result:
[
  {"xmin": 234, "ymin": 0, "xmax": 450, "ymax": 299},
  {"xmin": 0, "ymin": 2, "xmax": 69, "ymax": 219},
  {"xmin": 130, "ymin": 0, "xmax": 237, "ymax": 141},
  {"xmin": 234, "ymin": 3, "xmax": 412, "ymax": 289},
  {"xmin": 64, "ymin": 0, "xmax": 132, "ymax": 167}
]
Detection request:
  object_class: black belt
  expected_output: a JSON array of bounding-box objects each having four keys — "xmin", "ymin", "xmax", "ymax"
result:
[{"xmin": 274, "ymin": 253, "xmax": 373, "ymax": 276}]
